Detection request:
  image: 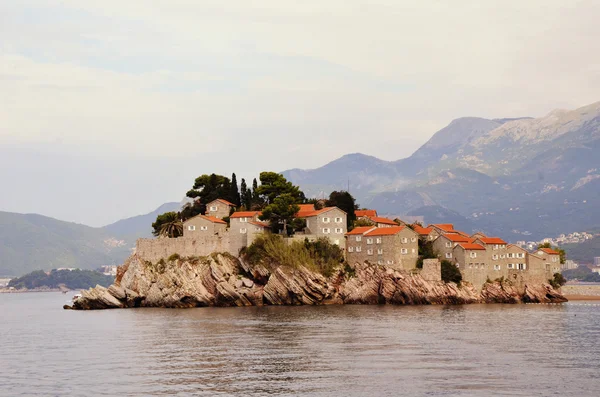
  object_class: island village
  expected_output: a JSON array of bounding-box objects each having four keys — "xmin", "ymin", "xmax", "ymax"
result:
[{"xmin": 136, "ymin": 196, "xmax": 562, "ymax": 293}]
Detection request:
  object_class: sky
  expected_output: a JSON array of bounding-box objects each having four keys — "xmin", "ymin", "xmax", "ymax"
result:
[{"xmin": 1, "ymin": 0, "xmax": 600, "ymax": 226}]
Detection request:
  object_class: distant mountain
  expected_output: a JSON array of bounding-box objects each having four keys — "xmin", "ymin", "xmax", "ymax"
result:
[
  {"xmin": 0, "ymin": 203, "xmax": 179, "ymax": 277},
  {"xmin": 283, "ymin": 101, "xmax": 600, "ymax": 242}
]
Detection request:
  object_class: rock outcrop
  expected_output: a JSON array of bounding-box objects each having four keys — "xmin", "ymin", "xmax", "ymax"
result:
[{"xmin": 65, "ymin": 253, "xmax": 567, "ymax": 310}]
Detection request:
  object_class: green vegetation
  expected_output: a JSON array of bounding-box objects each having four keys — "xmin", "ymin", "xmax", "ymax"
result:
[
  {"xmin": 562, "ymin": 238, "xmax": 600, "ymax": 264},
  {"xmin": 441, "ymin": 259, "xmax": 462, "ymax": 285},
  {"xmin": 167, "ymin": 253, "xmax": 181, "ymax": 262},
  {"xmin": 326, "ymin": 191, "xmax": 357, "ymax": 230},
  {"xmin": 242, "ymin": 234, "xmax": 344, "ymax": 277},
  {"xmin": 548, "ymin": 273, "xmax": 567, "ymax": 289},
  {"xmin": 562, "ymin": 266, "xmax": 600, "ymax": 282},
  {"xmin": 260, "ymin": 194, "xmax": 301, "ymax": 235},
  {"xmin": 151, "ymin": 212, "xmax": 183, "ymax": 238},
  {"xmin": 8, "ymin": 269, "xmax": 114, "ymax": 290},
  {"xmin": 416, "ymin": 240, "xmax": 436, "ymax": 269},
  {"xmin": 537, "ymin": 242, "xmax": 566, "ymax": 264}
]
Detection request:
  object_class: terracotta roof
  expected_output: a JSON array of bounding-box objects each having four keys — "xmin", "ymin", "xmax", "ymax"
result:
[
  {"xmin": 230, "ymin": 211, "xmax": 261, "ymax": 219},
  {"xmin": 296, "ymin": 204, "xmax": 316, "ymax": 218},
  {"xmin": 356, "ymin": 209, "xmax": 377, "ymax": 217},
  {"xmin": 456, "ymin": 243, "xmax": 486, "ymax": 250},
  {"xmin": 303, "ymin": 207, "xmax": 346, "ymax": 217},
  {"xmin": 450, "ymin": 230, "xmax": 470, "ymax": 237},
  {"xmin": 248, "ymin": 221, "xmax": 269, "ymax": 228},
  {"xmin": 368, "ymin": 216, "xmax": 398, "ymax": 225},
  {"xmin": 430, "ymin": 223, "xmax": 455, "ymax": 232},
  {"xmin": 478, "ymin": 237, "xmax": 507, "ymax": 245},
  {"xmin": 442, "ymin": 234, "xmax": 472, "ymax": 243},
  {"xmin": 187, "ymin": 214, "xmax": 227, "ymax": 224},
  {"xmin": 345, "ymin": 226, "xmax": 375, "ymax": 235},
  {"xmin": 539, "ymin": 247, "xmax": 559, "ymax": 255},
  {"xmin": 412, "ymin": 225, "xmax": 433, "ymax": 235},
  {"xmin": 208, "ymin": 198, "xmax": 236, "ymax": 207},
  {"xmin": 365, "ymin": 226, "xmax": 406, "ymax": 236}
]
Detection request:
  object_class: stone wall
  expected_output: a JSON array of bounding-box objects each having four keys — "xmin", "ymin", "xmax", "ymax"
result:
[
  {"xmin": 136, "ymin": 235, "xmax": 234, "ymax": 262},
  {"xmin": 420, "ymin": 259, "xmax": 441, "ymax": 282}
]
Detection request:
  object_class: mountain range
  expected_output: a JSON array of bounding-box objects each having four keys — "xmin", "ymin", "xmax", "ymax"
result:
[{"xmin": 283, "ymin": 101, "xmax": 600, "ymax": 242}]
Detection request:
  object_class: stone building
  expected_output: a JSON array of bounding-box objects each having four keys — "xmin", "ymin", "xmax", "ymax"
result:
[
  {"xmin": 205, "ymin": 199, "xmax": 236, "ymax": 219},
  {"xmin": 355, "ymin": 209, "xmax": 377, "ymax": 221},
  {"xmin": 432, "ymin": 233, "xmax": 472, "ymax": 261},
  {"xmin": 183, "ymin": 214, "xmax": 227, "ymax": 237},
  {"xmin": 345, "ymin": 226, "xmax": 419, "ymax": 270},
  {"xmin": 366, "ymin": 216, "xmax": 399, "ymax": 228},
  {"xmin": 535, "ymin": 248, "xmax": 562, "ymax": 275},
  {"xmin": 301, "ymin": 207, "xmax": 347, "ymax": 248},
  {"xmin": 412, "ymin": 224, "xmax": 435, "ymax": 241}
]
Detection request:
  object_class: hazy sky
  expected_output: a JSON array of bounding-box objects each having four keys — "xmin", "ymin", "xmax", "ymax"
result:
[{"xmin": 2, "ymin": 0, "xmax": 600, "ymax": 226}]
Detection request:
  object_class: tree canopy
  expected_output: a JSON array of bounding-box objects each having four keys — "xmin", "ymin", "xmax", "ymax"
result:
[
  {"xmin": 186, "ymin": 174, "xmax": 234, "ymax": 213},
  {"xmin": 326, "ymin": 191, "xmax": 356, "ymax": 230},
  {"xmin": 152, "ymin": 212, "xmax": 183, "ymax": 238},
  {"xmin": 256, "ymin": 172, "xmax": 305, "ymax": 205},
  {"xmin": 260, "ymin": 194, "xmax": 301, "ymax": 234}
]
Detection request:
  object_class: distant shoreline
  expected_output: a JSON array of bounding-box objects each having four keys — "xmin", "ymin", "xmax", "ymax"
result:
[{"xmin": 0, "ymin": 288, "xmax": 63, "ymax": 294}]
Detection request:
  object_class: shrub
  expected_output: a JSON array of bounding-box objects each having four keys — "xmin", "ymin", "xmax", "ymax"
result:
[
  {"xmin": 167, "ymin": 253, "xmax": 181, "ymax": 262},
  {"xmin": 441, "ymin": 259, "xmax": 462, "ymax": 285},
  {"xmin": 243, "ymin": 234, "xmax": 344, "ymax": 277},
  {"xmin": 549, "ymin": 272, "xmax": 567, "ymax": 289}
]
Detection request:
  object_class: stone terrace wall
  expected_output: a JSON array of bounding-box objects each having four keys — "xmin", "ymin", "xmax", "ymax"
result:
[
  {"xmin": 420, "ymin": 259, "xmax": 442, "ymax": 282},
  {"xmin": 136, "ymin": 235, "xmax": 234, "ymax": 263}
]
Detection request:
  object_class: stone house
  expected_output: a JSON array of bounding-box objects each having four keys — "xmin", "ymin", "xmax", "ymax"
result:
[
  {"xmin": 367, "ymin": 216, "xmax": 399, "ymax": 228},
  {"xmin": 429, "ymin": 223, "xmax": 455, "ymax": 234},
  {"xmin": 345, "ymin": 226, "xmax": 419, "ymax": 270},
  {"xmin": 452, "ymin": 242, "xmax": 488, "ymax": 285},
  {"xmin": 473, "ymin": 236, "xmax": 508, "ymax": 265},
  {"xmin": 301, "ymin": 207, "xmax": 347, "ymax": 248},
  {"xmin": 433, "ymin": 233, "xmax": 472, "ymax": 261},
  {"xmin": 471, "ymin": 232, "xmax": 488, "ymax": 240},
  {"xmin": 412, "ymin": 224, "xmax": 435, "ymax": 241},
  {"xmin": 355, "ymin": 209, "xmax": 377, "ymax": 222},
  {"xmin": 535, "ymin": 248, "xmax": 562, "ymax": 275},
  {"xmin": 183, "ymin": 214, "xmax": 227, "ymax": 237},
  {"xmin": 205, "ymin": 199, "xmax": 236, "ymax": 219}
]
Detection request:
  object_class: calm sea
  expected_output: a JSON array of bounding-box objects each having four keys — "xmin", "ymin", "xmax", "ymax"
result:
[{"xmin": 1, "ymin": 293, "xmax": 599, "ymax": 396}]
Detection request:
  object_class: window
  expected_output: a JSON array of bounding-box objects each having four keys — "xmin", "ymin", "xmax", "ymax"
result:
[
  {"xmin": 470, "ymin": 252, "xmax": 477, "ymax": 258},
  {"xmin": 492, "ymin": 254, "xmax": 498, "ymax": 260},
  {"xmin": 552, "ymin": 257, "xmax": 558, "ymax": 262},
  {"xmin": 335, "ymin": 217, "xmax": 343, "ymax": 223},
  {"xmin": 445, "ymin": 242, "xmax": 452, "ymax": 248},
  {"xmin": 493, "ymin": 244, "xmax": 499, "ymax": 250},
  {"xmin": 401, "ymin": 248, "xmax": 408, "ymax": 254},
  {"xmin": 517, "ymin": 253, "xmax": 524, "ymax": 258},
  {"xmin": 240, "ymin": 228, "xmax": 247, "ymax": 234},
  {"xmin": 412, "ymin": 249, "xmax": 416, "ymax": 254},
  {"xmin": 469, "ymin": 264, "xmax": 473, "ymax": 269},
  {"xmin": 377, "ymin": 260, "xmax": 383, "ymax": 265},
  {"xmin": 348, "ymin": 247, "xmax": 354, "ymax": 253},
  {"xmin": 356, "ymin": 236, "xmax": 362, "ymax": 242},
  {"xmin": 376, "ymin": 238, "xmax": 382, "ymax": 244},
  {"xmin": 356, "ymin": 246, "xmax": 362, "ymax": 252},
  {"xmin": 200, "ymin": 226, "xmax": 208, "ymax": 231},
  {"xmin": 322, "ymin": 228, "xmax": 331, "ymax": 234},
  {"xmin": 411, "ymin": 237, "xmax": 417, "ymax": 242},
  {"xmin": 507, "ymin": 263, "xmax": 514, "ymax": 269},
  {"xmin": 335, "ymin": 228, "xmax": 343, "ymax": 234},
  {"xmin": 445, "ymin": 252, "xmax": 452, "ymax": 259},
  {"xmin": 255, "ymin": 227, "xmax": 262, "ymax": 232},
  {"xmin": 517, "ymin": 263, "xmax": 526, "ymax": 270},
  {"xmin": 367, "ymin": 249, "xmax": 373, "ymax": 255},
  {"xmin": 366, "ymin": 238, "xmax": 373, "ymax": 245},
  {"xmin": 334, "ymin": 239, "xmax": 340, "ymax": 246},
  {"xmin": 377, "ymin": 248, "xmax": 383, "ymax": 254},
  {"xmin": 188, "ymin": 225, "xmax": 196, "ymax": 231},
  {"xmin": 508, "ymin": 253, "xmax": 514, "ymax": 258},
  {"xmin": 210, "ymin": 206, "xmax": 217, "ymax": 211},
  {"xmin": 240, "ymin": 217, "xmax": 248, "ymax": 223},
  {"xmin": 387, "ymin": 260, "xmax": 395, "ymax": 265},
  {"xmin": 323, "ymin": 217, "xmax": 330, "ymax": 223},
  {"xmin": 494, "ymin": 264, "xmax": 501, "ymax": 271},
  {"xmin": 501, "ymin": 254, "xmax": 506, "ymax": 259},
  {"xmin": 401, "ymin": 237, "xmax": 407, "ymax": 243}
]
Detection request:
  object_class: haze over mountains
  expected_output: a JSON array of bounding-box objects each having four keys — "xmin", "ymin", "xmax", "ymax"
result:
[
  {"xmin": 2, "ymin": 101, "xmax": 599, "ymax": 276},
  {"xmin": 283, "ymin": 101, "xmax": 600, "ymax": 240}
]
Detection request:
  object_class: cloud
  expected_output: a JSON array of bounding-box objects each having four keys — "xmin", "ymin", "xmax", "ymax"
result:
[{"xmin": 1, "ymin": 0, "xmax": 600, "ymax": 224}]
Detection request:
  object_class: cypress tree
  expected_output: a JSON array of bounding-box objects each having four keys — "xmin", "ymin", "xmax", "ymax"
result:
[
  {"xmin": 240, "ymin": 178, "xmax": 248, "ymax": 209},
  {"xmin": 230, "ymin": 173, "xmax": 241, "ymax": 206}
]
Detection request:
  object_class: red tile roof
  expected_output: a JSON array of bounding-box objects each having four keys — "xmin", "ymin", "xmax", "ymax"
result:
[
  {"xmin": 303, "ymin": 207, "xmax": 345, "ymax": 217},
  {"xmin": 412, "ymin": 225, "xmax": 433, "ymax": 235},
  {"xmin": 444, "ymin": 234, "xmax": 472, "ymax": 243},
  {"xmin": 356, "ymin": 209, "xmax": 377, "ymax": 217},
  {"xmin": 539, "ymin": 247, "xmax": 559, "ymax": 255},
  {"xmin": 296, "ymin": 204, "xmax": 316, "ymax": 218},
  {"xmin": 230, "ymin": 211, "xmax": 261, "ymax": 218},
  {"xmin": 207, "ymin": 198, "xmax": 236, "ymax": 207},
  {"xmin": 478, "ymin": 237, "xmax": 507, "ymax": 245},
  {"xmin": 365, "ymin": 226, "xmax": 406, "ymax": 236},
  {"xmin": 430, "ymin": 223, "xmax": 455, "ymax": 231},
  {"xmin": 345, "ymin": 226, "xmax": 375, "ymax": 235},
  {"xmin": 194, "ymin": 215, "xmax": 227, "ymax": 224},
  {"xmin": 450, "ymin": 230, "xmax": 470, "ymax": 237},
  {"xmin": 456, "ymin": 243, "xmax": 486, "ymax": 250},
  {"xmin": 368, "ymin": 216, "xmax": 398, "ymax": 225}
]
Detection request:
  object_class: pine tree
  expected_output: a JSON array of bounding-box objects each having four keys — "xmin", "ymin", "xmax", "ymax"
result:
[
  {"xmin": 240, "ymin": 178, "xmax": 248, "ymax": 209},
  {"xmin": 230, "ymin": 173, "xmax": 241, "ymax": 206}
]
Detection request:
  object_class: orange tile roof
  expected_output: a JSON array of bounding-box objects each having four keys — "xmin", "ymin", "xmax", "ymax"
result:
[
  {"xmin": 345, "ymin": 226, "xmax": 375, "ymax": 235},
  {"xmin": 444, "ymin": 234, "xmax": 472, "ymax": 243},
  {"xmin": 412, "ymin": 225, "xmax": 433, "ymax": 235},
  {"xmin": 456, "ymin": 243, "xmax": 486, "ymax": 250},
  {"xmin": 248, "ymin": 221, "xmax": 269, "ymax": 228},
  {"xmin": 196, "ymin": 215, "xmax": 227, "ymax": 224},
  {"xmin": 296, "ymin": 204, "xmax": 316, "ymax": 218},
  {"xmin": 430, "ymin": 223, "xmax": 455, "ymax": 232},
  {"xmin": 356, "ymin": 209, "xmax": 377, "ymax": 217},
  {"xmin": 365, "ymin": 226, "xmax": 406, "ymax": 236},
  {"xmin": 449, "ymin": 230, "xmax": 470, "ymax": 237},
  {"xmin": 368, "ymin": 216, "xmax": 398, "ymax": 225},
  {"xmin": 539, "ymin": 247, "xmax": 559, "ymax": 255},
  {"xmin": 211, "ymin": 198, "xmax": 236, "ymax": 207},
  {"xmin": 230, "ymin": 211, "xmax": 261, "ymax": 218},
  {"xmin": 303, "ymin": 207, "xmax": 345, "ymax": 217},
  {"xmin": 478, "ymin": 237, "xmax": 507, "ymax": 245}
]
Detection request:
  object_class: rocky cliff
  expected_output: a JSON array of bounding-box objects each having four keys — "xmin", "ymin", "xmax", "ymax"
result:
[{"xmin": 64, "ymin": 253, "xmax": 566, "ymax": 310}]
